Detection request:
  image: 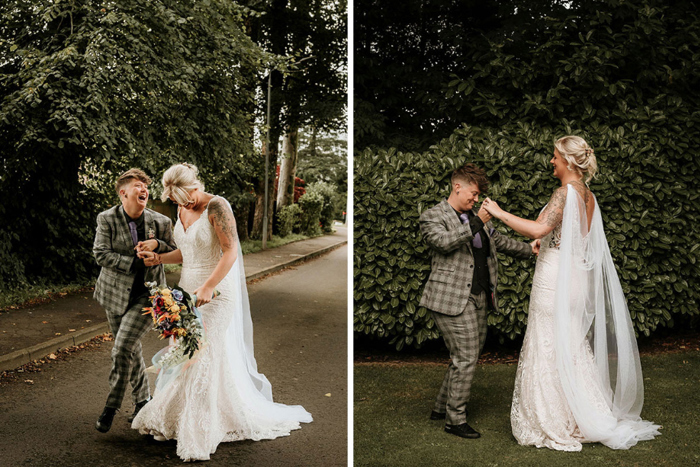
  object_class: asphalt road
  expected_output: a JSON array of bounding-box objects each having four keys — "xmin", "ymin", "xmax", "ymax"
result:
[{"xmin": 0, "ymin": 246, "xmax": 348, "ymax": 466}]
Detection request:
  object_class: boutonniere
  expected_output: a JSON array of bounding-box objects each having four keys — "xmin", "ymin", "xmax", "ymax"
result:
[{"xmin": 148, "ymin": 228, "xmax": 155, "ymax": 239}]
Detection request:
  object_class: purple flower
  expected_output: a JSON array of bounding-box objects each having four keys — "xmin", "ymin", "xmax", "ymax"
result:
[{"xmin": 172, "ymin": 289, "xmax": 184, "ymax": 301}]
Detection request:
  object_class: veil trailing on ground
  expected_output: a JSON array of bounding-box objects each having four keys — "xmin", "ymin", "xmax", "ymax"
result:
[
  {"xmin": 554, "ymin": 185, "xmax": 660, "ymax": 449},
  {"xmin": 221, "ymin": 237, "xmax": 312, "ymax": 423}
]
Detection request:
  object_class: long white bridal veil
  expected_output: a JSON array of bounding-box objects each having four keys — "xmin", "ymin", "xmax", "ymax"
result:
[
  {"xmin": 554, "ymin": 185, "xmax": 660, "ymax": 449},
  {"xmin": 223, "ymin": 199, "xmax": 312, "ymax": 425}
]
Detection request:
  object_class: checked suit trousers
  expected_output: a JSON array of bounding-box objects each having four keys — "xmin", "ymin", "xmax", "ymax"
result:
[
  {"xmin": 105, "ymin": 298, "xmax": 152, "ymax": 409},
  {"xmin": 432, "ymin": 291, "xmax": 488, "ymax": 426}
]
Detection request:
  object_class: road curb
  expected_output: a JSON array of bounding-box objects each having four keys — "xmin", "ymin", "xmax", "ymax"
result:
[
  {"xmin": 0, "ymin": 322, "xmax": 111, "ymax": 373},
  {"xmin": 0, "ymin": 239, "xmax": 347, "ymax": 373},
  {"xmin": 244, "ymin": 240, "xmax": 347, "ymax": 282}
]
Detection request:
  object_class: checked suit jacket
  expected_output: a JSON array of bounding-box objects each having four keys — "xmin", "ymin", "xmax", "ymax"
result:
[
  {"xmin": 419, "ymin": 200, "xmax": 532, "ymax": 316},
  {"xmin": 93, "ymin": 206, "xmax": 177, "ymax": 316}
]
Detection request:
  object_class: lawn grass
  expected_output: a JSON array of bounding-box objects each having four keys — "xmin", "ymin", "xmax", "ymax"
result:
[{"xmin": 354, "ymin": 351, "xmax": 700, "ymax": 466}]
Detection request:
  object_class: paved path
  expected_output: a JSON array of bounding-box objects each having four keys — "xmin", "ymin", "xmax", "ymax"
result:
[
  {"xmin": 0, "ymin": 226, "xmax": 346, "ymax": 372},
  {"xmin": 0, "ymin": 245, "xmax": 348, "ymax": 466}
]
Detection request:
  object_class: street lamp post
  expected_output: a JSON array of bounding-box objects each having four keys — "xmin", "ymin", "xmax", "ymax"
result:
[{"xmin": 263, "ymin": 71, "xmax": 272, "ymax": 250}]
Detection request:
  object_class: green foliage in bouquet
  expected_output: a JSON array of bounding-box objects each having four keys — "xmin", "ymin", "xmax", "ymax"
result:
[{"xmin": 354, "ymin": 123, "xmax": 700, "ymax": 350}]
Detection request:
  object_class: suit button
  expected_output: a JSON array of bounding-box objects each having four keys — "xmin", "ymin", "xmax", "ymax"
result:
[
  {"xmin": 467, "ymin": 283, "xmax": 471, "ymax": 287},
  {"xmin": 469, "ymin": 265, "xmax": 474, "ymax": 268},
  {"xmin": 127, "ymin": 288, "xmax": 131, "ymax": 292}
]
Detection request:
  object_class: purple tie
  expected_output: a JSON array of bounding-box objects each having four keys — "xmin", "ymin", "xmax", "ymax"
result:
[
  {"xmin": 460, "ymin": 212, "xmax": 482, "ymax": 248},
  {"xmin": 128, "ymin": 221, "xmax": 139, "ymax": 246}
]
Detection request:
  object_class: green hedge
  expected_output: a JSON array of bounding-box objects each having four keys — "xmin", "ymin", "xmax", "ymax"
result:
[
  {"xmin": 277, "ymin": 204, "xmax": 303, "ymax": 237},
  {"xmin": 354, "ymin": 122, "xmax": 700, "ymax": 350},
  {"xmin": 298, "ymin": 191, "xmax": 324, "ymax": 236}
]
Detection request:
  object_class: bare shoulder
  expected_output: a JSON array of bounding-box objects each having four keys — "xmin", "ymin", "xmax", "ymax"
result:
[
  {"xmin": 208, "ymin": 196, "xmax": 237, "ymax": 248},
  {"xmin": 549, "ymin": 185, "xmax": 568, "ymax": 208},
  {"xmin": 208, "ymin": 196, "xmax": 231, "ymax": 213}
]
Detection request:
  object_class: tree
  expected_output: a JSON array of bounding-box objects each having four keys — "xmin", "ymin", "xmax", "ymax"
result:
[
  {"xmin": 246, "ymin": 0, "xmax": 346, "ymax": 240},
  {"xmin": 355, "ymin": 0, "xmax": 581, "ymax": 152},
  {"xmin": 0, "ymin": 0, "xmax": 269, "ymax": 289},
  {"xmin": 296, "ymin": 129, "xmax": 347, "ymax": 193}
]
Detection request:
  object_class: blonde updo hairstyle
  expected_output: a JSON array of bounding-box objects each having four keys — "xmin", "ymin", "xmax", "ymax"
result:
[
  {"xmin": 161, "ymin": 163, "xmax": 205, "ymax": 205},
  {"xmin": 554, "ymin": 135, "xmax": 597, "ymax": 183}
]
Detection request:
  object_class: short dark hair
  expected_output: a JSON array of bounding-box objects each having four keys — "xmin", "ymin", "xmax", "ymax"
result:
[
  {"xmin": 451, "ymin": 163, "xmax": 489, "ymax": 193},
  {"xmin": 116, "ymin": 168, "xmax": 151, "ymax": 194}
]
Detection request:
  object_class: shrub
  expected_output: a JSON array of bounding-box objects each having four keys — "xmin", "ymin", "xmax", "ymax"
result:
[
  {"xmin": 298, "ymin": 191, "xmax": 324, "ymax": 236},
  {"xmin": 354, "ymin": 0, "xmax": 700, "ymax": 350},
  {"xmin": 354, "ymin": 123, "xmax": 700, "ymax": 350},
  {"xmin": 307, "ymin": 181, "xmax": 340, "ymax": 232},
  {"xmin": 277, "ymin": 204, "xmax": 303, "ymax": 237}
]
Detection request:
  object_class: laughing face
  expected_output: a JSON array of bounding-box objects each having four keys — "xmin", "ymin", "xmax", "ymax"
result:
[{"xmin": 121, "ymin": 179, "xmax": 149, "ymax": 213}]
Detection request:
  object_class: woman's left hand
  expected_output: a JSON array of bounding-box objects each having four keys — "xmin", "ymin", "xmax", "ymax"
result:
[
  {"xmin": 193, "ymin": 284, "xmax": 216, "ymax": 307},
  {"xmin": 482, "ymin": 198, "xmax": 505, "ymax": 218}
]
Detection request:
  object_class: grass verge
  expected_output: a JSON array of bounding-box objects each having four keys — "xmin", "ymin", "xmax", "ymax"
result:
[
  {"xmin": 354, "ymin": 351, "xmax": 700, "ymax": 466},
  {"xmin": 0, "ymin": 281, "xmax": 93, "ymax": 311},
  {"xmin": 1, "ymin": 233, "xmax": 317, "ymax": 309},
  {"xmin": 240, "ymin": 232, "xmax": 311, "ymax": 255}
]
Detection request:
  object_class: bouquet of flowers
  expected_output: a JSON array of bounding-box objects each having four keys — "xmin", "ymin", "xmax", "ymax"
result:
[{"xmin": 142, "ymin": 281, "xmax": 210, "ymax": 368}]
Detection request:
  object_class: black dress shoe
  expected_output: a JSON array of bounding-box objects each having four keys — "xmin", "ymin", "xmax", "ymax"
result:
[
  {"xmin": 445, "ymin": 422, "xmax": 481, "ymax": 439},
  {"xmin": 96, "ymin": 407, "xmax": 118, "ymax": 433},
  {"xmin": 430, "ymin": 409, "xmax": 468, "ymax": 420},
  {"xmin": 128, "ymin": 398, "xmax": 151, "ymax": 423}
]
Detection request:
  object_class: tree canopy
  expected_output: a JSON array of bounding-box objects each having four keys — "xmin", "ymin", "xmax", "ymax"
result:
[
  {"xmin": 355, "ymin": 0, "xmax": 700, "ymax": 152},
  {"xmin": 0, "ymin": 0, "xmax": 271, "ymax": 289}
]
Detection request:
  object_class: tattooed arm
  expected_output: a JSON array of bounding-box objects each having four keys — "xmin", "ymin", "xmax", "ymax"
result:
[
  {"xmin": 193, "ymin": 197, "xmax": 239, "ymax": 306},
  {"xmin": 482, "ymin": 186, "xmax": 567, "ymax": 240}
]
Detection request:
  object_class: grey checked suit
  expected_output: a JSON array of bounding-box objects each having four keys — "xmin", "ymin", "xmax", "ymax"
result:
[
  {"xmin": 93, "ymin": 205, "xmax": 176, "ymax": 409},
  {"xmin": 419, "ymin": 199, "xmax": 532, "ymax": 425}
]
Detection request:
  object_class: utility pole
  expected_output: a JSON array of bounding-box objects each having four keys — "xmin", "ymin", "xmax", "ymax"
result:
[{"xmin": 263, "ymin": 71, "xmax": 272, "ymax": 250}]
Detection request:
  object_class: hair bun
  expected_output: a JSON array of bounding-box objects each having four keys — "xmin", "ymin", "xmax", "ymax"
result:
[{"xmin": 181, "ymin": 162, "xmax": 199, "ymax": 174}]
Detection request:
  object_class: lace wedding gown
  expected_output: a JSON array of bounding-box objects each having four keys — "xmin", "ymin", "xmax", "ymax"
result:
[
  {"xmin": 132, "ymin": 197, "xmax": 312, "ymax": 462},
  {"xmin": 511, "ymin": 184, "xmax": 660, "ymax": 451}
]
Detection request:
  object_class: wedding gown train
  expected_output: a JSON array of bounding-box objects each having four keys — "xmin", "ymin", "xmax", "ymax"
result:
[
  {"xmin": 511, "ymin": 184, "xmax": 660, "ymax": 451},
  {"xmin": 132, "ymin": 197, "xmax": 312, "ymax": 461}
]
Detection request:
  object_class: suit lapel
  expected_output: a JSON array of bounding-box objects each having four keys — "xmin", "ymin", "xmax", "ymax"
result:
[
  {"xmin": 442, "ymin": 200, "xmax": 471, "ymax": 253},
  {"xmin": 441, "ymin": 200, "xmax": 462, "ymax": 231},
  {"xmin": 144, "ymin": 209, "xmax": 155, "ymax": 242},
  {"xmin": 116, "ymin": 205, "xmax": 135, "ymax": 251}
]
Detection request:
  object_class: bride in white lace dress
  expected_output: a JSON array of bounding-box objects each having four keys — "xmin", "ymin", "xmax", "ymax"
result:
[
  {"xmin": 483, "ymin": 136, "xmax": 660, "ymax": 451},
  {"xmin": 132, "ymin": 163, "xmax": 312, "ymax": 462}
]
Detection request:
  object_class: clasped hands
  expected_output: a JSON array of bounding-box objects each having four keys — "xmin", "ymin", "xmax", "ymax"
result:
[
  {"xmin": 135, "ymin": 240, "xmax": 162, "ymax": 267},
  {"xmin": 479, "ymin": 198, "xmax": 541, "ymax": 256}
]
